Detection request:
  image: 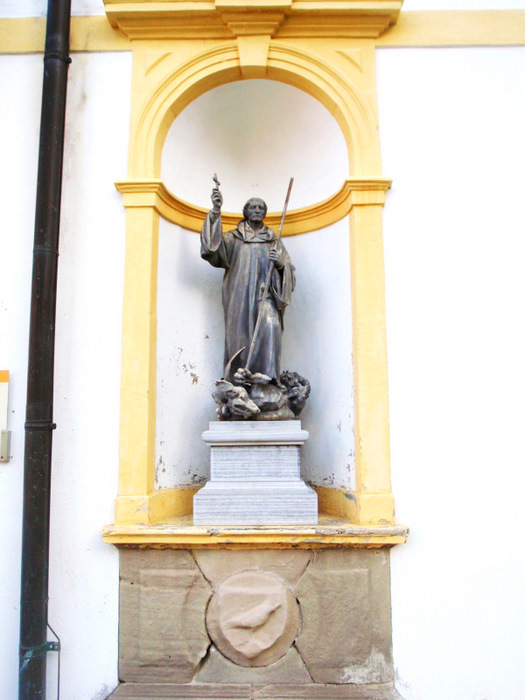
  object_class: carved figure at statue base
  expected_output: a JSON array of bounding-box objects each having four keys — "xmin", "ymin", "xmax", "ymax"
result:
[
  {"xmin": 213, "ymin": 369, "xmax": 310, "ymax": 421},
  {"xmin": 201, "ymin": 178, "xmax": 310, "ymax": 421}
]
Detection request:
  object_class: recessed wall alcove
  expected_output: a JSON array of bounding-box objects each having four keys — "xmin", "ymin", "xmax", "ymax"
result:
[
  {"xmin": 100, "ymin": 4, "xmax": 407, "ymax": 696},
  {"xmin": 99, "ymin": 3, "xmax": 408, "ymax": 696},
  {"xmin": 156, "ymin": 79, "xmax": 355, "ymax": 493},
  {"xmin": 103, "ymin": 0, "xmax": 402, "ymax": 539}
]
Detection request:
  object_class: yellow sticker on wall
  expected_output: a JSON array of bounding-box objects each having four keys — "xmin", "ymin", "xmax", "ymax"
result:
[{"xmin": 0, "ymin": 370, "xmax": 8, "ymax": 430}]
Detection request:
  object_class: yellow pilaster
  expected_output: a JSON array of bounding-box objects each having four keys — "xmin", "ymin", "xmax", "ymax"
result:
[
  {"xmin": 349, "ymin": 195, "xmax": 394, "ymax": 525},
  {"xmin": 116, "ymin": 204, "xmax": 159, "ymax": 525}
]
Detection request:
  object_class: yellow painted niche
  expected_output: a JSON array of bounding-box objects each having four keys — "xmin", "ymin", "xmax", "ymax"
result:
[{"xmin": 105, "ymin": 0, "xmax": 403, "ymax": 539}]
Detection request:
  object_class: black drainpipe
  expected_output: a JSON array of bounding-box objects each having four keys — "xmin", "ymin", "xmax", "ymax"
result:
[{"xmin": 19, "ymin": 1, "xmax": 71, "ymax": 698}]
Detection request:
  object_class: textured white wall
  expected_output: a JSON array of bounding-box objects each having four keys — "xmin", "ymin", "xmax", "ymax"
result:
[
  {"xmin": 2, "ymin": 6, "xmax": 525, "ymax": 700},
  {"xmin": 0, "ymin": 0, "xmax": 106, "ymax": 17},
  {"xmin": 0, "ymin": 52, "xmax": 131, "ymax": 699},
  {"xmin": 158, "ymin": 80, "xmax": 355, "ymax": 490},
  {"xmin": 402, "ymin": 0, "xmax": 525, "ymax": 8},
  {"xmin": 4, "ymin": 0, "xmax": 525, "ymax": 18},
  {"xmin": 0, "ymin": 53, "xmax": 42, "ymax": 700},
  {"xmin": 377, "ymin": 47, "xmax": 525, "ymax": 699}
]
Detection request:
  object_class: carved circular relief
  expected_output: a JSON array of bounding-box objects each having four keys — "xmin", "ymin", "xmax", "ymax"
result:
[{"xmin": 205, "ymin": 569, "xmax": 300, "ymax": 667}]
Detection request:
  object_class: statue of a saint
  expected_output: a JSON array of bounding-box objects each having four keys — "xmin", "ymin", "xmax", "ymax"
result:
[
  {"xmin": 201, "ymin": 182, "xmax": 310, "ymax": 421},
  {"xmin": 201, "ymin": 187, "xmax": 295, "ymax": 382}
]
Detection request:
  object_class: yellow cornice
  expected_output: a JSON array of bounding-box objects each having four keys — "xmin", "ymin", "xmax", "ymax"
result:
[
  {"xmin": 114, "ymin": 178, "xmax": 392, "ymax": 234},
  {"xmin": 377, "ymin": 10, "xmax": 525, "ymax": 47},
  {"xmin": 2, "ymin": 12, "xmax": 525, "ymax": 54},
  {"xmin": 0, "ymin": 16, "xmax": 130, "ymax": 54},
  {"xmin": 103, "ymin": 0, "xmax": 403, "ymax": 40}
]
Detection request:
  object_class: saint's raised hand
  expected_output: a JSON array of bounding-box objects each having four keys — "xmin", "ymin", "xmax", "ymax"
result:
[{"xmin": 211, "ymin": 188, "xmax": 223, "ymax": 212}]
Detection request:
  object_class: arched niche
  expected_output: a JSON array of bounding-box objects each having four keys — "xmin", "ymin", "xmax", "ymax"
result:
[
  {"xmin": 156, "ymin": 79, "xmax": 355, "ymax": 495},
  {"xmin": 161, "ymin": 79, "xmax": 349, "ymax": 211},
  {"xmin": 129, "ymin": 43, "xmax": 382, "ymax": 180},
  {"xmin": 108, "ymin": 17, "xmax": 397, "ymax": 537}
]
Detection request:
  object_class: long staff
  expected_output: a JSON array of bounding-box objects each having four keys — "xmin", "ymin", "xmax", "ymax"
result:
[{"xmin": 246, "ymin": 177, "xmax": 294, "ymax": 371}]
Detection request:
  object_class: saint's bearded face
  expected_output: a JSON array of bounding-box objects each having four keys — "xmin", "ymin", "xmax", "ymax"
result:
[{"xmin": 243, "ymin": 198, "xmax": 267, "ymax": 225}]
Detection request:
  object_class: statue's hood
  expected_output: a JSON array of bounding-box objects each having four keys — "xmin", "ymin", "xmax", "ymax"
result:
[{"xmin": 234, "ymin": 220, "xmax": 277, "ymax": 243}]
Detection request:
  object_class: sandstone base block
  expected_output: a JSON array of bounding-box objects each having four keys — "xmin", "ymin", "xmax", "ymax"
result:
[{"xmin": 111, "ymin": 547, "xmax": 400, "ymax": 699}]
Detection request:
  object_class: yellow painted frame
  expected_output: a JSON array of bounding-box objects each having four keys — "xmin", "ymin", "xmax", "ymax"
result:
[
  {"xmin": 3, "ymin": 12, "xmax": 525, "ymax": 55},
  {"xmin": 103, "ymin": 0, "xmax": 400, "ymax": 537}
]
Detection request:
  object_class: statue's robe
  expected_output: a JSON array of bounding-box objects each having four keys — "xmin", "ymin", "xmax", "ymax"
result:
[{"xmin": 201, "ymin": 211, "xmax": 295, "ymax": 381}]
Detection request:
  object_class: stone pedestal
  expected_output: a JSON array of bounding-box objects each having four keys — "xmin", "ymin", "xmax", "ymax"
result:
[
  {"xmin": 110, "ymin": 547, "xmax": 400, "ymax": 700},
  {"xmin": 193, "ymin": 421, "xmax": 318, "ymax": 526}
]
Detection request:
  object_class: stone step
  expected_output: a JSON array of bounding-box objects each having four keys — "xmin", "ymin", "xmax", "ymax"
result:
[{"xmin": 108, "ymin": 681, "xmax": 400, "ymax": 699}]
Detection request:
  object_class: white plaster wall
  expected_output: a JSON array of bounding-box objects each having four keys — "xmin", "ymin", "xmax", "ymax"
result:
[
  {"xmin": 0, "ymin": 0, "xmax": 106, "ymax": 17},
  {"xmin": 8, "ymin": 0, "xmax": 525, "ymax": 21},
  {"xmin": 4, "ymin": 0, "xmax": 525, "ymax": 19},
  {"xmin": 2, "ymin": 6, "xmax": 524, "ymax": 700},
  {"xmin": 402, "ymin": 0, "xmax": 525, "ymax": 8},
  {"xmin": 0, "ymin": 51, "xmax": 131, "ymax": 699},
  {"xmin": 0, "ymin": 53, "xmax": 41, "ymax": 700},
  {"xmin": 377, "ymin": 47, "xmax": 525, "ymax": 699},
  {"xmin": 158, "ymin": 80, "xmax": 355, "ymax": 489}
]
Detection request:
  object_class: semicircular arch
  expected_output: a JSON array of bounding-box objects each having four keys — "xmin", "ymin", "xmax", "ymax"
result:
[{"xmin": 129, "ymin": 43, "xmax": 381, "ymax": 180}]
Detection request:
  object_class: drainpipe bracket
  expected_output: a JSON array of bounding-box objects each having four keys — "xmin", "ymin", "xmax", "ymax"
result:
[{"xmin": 20, "ymin": 640, "xmax": 60, "ymax": 673}]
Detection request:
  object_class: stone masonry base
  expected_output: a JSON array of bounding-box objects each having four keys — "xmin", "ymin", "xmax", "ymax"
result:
[
  {"xmin": 108, "ymin": 548, "xmax": 401, "ymax": 700},
  {"xmin": 109, "ymin": 681, "xmax": 400, "ymax": 698}
]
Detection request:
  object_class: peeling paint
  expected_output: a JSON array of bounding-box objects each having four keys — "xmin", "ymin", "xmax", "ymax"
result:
[
  {"xmin": 91, "ymin": 685, "xmax": 114, "ymax": 700},
  {"xmin": 156, "ymin": 455, "xmax": 165, "ymax": 480},
  {"xmin": 341, "ymin": 648, "xmax": 390, "ymax": 684}
]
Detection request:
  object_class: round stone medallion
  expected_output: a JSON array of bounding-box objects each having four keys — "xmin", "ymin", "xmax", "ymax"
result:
[{"xmin": 205, "ymin": 569, "xmax": 300, "ymax": 667}]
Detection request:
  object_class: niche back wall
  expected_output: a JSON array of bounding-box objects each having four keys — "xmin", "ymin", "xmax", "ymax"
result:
[{"xmin": 156, "ymin": 80, "xmax": 355, "ymax": 491}]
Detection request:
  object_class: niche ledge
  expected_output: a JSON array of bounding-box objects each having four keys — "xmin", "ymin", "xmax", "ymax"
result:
[{"xmin": 102, "ymin": 515, "xmax": 408, "ymax": 549}]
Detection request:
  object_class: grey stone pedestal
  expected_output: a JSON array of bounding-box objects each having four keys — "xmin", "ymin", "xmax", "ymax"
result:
[{"xmin": 193, "ymin": 421, "xmax": 318, "ymax": 526}]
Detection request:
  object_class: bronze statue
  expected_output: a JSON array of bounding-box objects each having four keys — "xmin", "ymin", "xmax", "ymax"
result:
[{"xmin": 201, "ymin": 178, "xmax": 310, "ymax": 420}]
